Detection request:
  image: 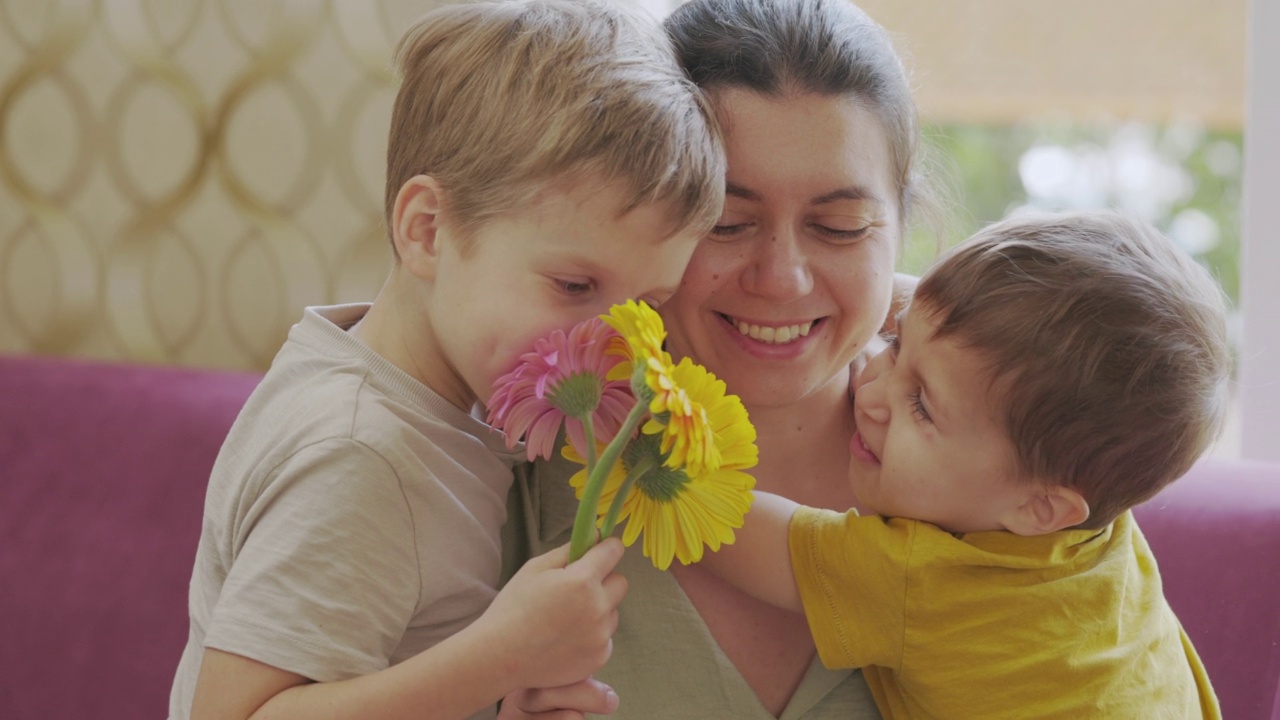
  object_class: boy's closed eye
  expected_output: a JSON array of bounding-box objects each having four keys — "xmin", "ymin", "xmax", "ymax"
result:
[{"xmin": 554, "ymin": 277, "xmax": 595, "ymax": 296}]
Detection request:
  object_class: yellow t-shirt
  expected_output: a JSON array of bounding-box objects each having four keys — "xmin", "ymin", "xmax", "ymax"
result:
[{"xmin": 789, "ymin": 508, "xmax": 1220, "ymax": 720}]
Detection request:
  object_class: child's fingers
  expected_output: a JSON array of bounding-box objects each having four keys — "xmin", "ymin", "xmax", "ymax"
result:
[
  {"xmin": 601, "ymin": 570, "xmax": 627, "ymax": 608},
  {"xmin": 571, "ymin": 537, "xmax": 625, "ymax": 579},
  {"xmin": 500, "ymin": 678, "xmax": 620, "ymax": 717},
  {"xmin": 525, "ymin": 541, "xmax": 572, "ymax": 572}
]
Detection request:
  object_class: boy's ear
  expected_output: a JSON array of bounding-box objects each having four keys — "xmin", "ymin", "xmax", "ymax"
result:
[
  {"xmin": 392, "ymin": 175, "xmax": 448, "ymax": 280},
  {"xmin": 1003, "ymin": 484, "xmax": 1090, "ymax": 536}
]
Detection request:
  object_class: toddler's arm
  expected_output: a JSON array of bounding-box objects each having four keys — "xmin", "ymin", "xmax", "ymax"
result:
[
  {"xmin": 699, "ymin": 491, "xmax": 804, "ymax": 613},
  {"xmin": 189, "ymin": 538, "xmax": 627, "ymax": 720}
]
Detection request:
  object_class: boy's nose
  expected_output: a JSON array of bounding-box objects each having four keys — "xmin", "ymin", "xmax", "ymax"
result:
[{"xmin": 741, "ymin": 228, "xmax": 813, "ymax": 302}]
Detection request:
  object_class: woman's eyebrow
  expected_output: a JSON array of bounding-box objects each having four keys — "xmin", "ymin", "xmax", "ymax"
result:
[
  {"xmin": 725, "ymin": 182, "xmax": 761, "ymax": 201},
  {"xmin": 812, "ymin": 186, "xmax": 882, "ymax": 205}
]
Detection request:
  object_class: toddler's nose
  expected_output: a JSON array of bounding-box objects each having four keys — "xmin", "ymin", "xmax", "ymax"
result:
[
  {"xmin": 860, "ymin": 396, "xmax": 890, "ymax": 424},
  {"xmin": 855, "ymin": 354, "xmax": 892, "ymax": 424}
]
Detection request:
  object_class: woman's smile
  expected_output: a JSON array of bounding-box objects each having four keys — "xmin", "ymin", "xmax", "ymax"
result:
[{"xmin": 714, "ymin": 312, "xmax": 826, "ymax": 357}]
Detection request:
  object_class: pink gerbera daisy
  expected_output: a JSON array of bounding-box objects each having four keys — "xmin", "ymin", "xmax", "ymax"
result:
[{"xmin": 488, "ymin": 316, "xmax": 633, "ymax": 461}]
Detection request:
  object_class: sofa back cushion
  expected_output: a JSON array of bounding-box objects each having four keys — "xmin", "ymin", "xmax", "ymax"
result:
[
  {"xmin": 0, "ymin": 355, "xmax": 261, "ymax": 719},
  {"xmin": 3, "ymin": 355, "xmax": 1278, "ymax": 719},
  {"xmin": 1135, "ymin": 456, "xmax": 1280, "ymax": 720}
]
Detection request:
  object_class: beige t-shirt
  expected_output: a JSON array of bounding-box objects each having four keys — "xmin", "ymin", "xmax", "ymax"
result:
[
  {"xmin": 170, "ymin": 304, "xmax": 522, "ymax": 720},
  {"xmin": 503, "ymin": 451, "xmax": 882, "ymax": 720}
]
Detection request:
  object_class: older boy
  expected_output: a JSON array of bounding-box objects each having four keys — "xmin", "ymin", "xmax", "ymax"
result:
[
  {"xmin": 702, "ymin": 211, "xmax": 1228, "ymax": 719},
  {"xmin": 168, "ymin": 1, "xmax": 724, "ymax": 718}
]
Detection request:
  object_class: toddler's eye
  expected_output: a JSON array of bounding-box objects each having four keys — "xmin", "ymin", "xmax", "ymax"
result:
[{"xmin": 908, "ymin": 390, "xmax": 932, "ymax": 423}]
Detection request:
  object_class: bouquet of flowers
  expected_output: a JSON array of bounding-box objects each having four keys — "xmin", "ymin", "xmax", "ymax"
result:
[{"xmin": 488, "ymin": 300, "xmax": 757, "ymax": 570}]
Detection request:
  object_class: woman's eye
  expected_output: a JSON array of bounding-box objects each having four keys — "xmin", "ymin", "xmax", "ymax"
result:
[
  {"xmin": 887, "ymin": 334, "xmax": 900, "ymax": 354},
  {"xmin": 811, "ymin": 224, "xmax": 871, "ymax": 242},
  {"xmin": 710, "ymin": 222, "xmax": 750, "ymax": 238}
]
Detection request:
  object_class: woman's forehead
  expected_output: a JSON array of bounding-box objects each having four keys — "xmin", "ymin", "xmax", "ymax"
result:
[{"xmin": 716, "ymin": 89, "xmax": 897, "ymax": 206}]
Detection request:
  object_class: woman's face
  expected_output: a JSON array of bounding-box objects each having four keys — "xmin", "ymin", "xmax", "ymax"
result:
[{"xmin": 661, "ymin": 89, "xmax": 900, "ymax": 409}]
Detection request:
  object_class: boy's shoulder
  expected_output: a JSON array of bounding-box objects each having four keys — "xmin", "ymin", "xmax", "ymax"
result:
[
  {"xmin": 217, "ymin": 304, "xmax": 519, "ymax": 495},
  {"xmin": 236, "ymin": 305, "xmax": 409, "ymax": 447}
]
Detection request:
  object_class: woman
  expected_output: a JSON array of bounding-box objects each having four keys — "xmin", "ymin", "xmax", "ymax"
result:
[{"xmin": 504, "ymin": 0, "xmax": 934, "ymax": 716}]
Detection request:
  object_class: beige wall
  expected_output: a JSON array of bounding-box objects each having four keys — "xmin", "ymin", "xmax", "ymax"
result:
[
  {"xmin": 861, "ymin": 0, "xmax": 1245, "ymax": 129},
  {"xmin": 0, "ymin": 0, "xmax": 1245, "ymax": 372},
  {"xmin": 0, "ymin": 1, "xmax": 445, "ymax": 370}
]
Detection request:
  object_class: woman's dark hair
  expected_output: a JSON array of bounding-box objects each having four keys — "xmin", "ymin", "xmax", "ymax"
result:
[{"xmin": 665, "ymin": 0, "xmax": 929, "ymax": 222}]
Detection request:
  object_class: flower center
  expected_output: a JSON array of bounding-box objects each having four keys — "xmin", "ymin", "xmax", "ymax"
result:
[
  {"xmin": 624, "ymin": 432, "xmax": 689, "ymax": 502},
  {"xmin": 547, "ymin": 371, "xmax": 603, "ymax": 417}
]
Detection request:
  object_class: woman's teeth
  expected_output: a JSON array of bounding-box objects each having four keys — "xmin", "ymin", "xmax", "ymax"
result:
[{"xmin": 734, "ymin": 320, "xmax": 813, "ymax": 344}]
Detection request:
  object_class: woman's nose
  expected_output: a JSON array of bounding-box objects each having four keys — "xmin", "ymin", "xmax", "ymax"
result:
[{"xmin": 741, "ymin": 227, "xmax": 813, "ymax": 302}]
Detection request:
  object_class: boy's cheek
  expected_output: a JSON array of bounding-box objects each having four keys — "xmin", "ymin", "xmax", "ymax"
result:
[{"xmin": 480, "ymin": 335, "xmax": 548, "ymax": 400}]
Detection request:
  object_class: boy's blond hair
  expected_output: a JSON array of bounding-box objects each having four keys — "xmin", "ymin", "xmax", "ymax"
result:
[
  {"xmin": 385, "ymin": 0, "xmax": 725, "ymax": 251},
  {"xmin": 916, "ymin": 211, "xmax": 1231, "ymax": 529}
]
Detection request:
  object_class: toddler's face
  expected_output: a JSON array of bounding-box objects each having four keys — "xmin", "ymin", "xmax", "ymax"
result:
[
  {"xmin": 848, "ymin": 301, "xmax": 1032, "ymax": 534},
  {"xmin": 425, "ymin": 178, "xmax": 699, "ymax": 409}
]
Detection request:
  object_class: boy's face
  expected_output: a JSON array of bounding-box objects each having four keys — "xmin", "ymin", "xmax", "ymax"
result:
[
  {"xmin": 848, "ymin": 301, "xmax": 1034, "ymax": 534},
  {"xmin": 423, "ymin": 179, "xmax": 699, "ymax": 410}
]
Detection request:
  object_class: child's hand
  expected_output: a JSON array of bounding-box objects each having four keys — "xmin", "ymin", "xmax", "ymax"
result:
[
  {"xmin": 481, "ymin": 537, "xmax": 628, "ymax": 692},
  {"xmin": 498, "ymin": 677, "xmax": 620, "ymax": 719}
]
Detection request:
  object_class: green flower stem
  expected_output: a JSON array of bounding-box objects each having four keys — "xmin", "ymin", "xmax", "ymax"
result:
[
  {"xmin": 577, "ymin": 413, "xmax": 598, "ymax": 471},
  {"xmin": 569, "ymin": 399, "xmax": 650, "ymax": 563},
  {"xmin": 599, "ymin": 451, "xmax": 656, "ymax": 538}
]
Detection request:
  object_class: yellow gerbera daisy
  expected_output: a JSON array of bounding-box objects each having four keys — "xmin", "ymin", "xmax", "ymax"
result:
[
  {"xmin": 644, "ymin": 357, "xmax": 722, "ymax": 476},
  {"xmin": 563, "ymin": 378, "xmax": 758, "ymax": 571},
  {"xmin": 601, "ymin": 300, "xmax": 721, "ymax": 474},
  {"xmin": 601, "ymin": 299, "xmax": 666, "ymax": 386}
]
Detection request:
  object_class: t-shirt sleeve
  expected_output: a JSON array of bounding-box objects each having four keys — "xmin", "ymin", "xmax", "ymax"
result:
[
  {"xmin": 789, "ymin": 507, "xmax": 914, "ymax": 671},
  {"xmin": 204, "ymin": 438, "xmax": 420, "ymax": 682}
]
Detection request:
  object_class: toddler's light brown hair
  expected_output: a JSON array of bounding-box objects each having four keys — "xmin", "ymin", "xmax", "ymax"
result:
[{"xmin": 916, "ymin": 211, "xmax": 1231, "ymax": 529}]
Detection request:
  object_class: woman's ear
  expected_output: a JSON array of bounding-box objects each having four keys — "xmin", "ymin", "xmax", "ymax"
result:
[
  {"xmin": 1003, "ymin": 484, "xmax": 1090, "ymax": 536},
  {"xmin": 392, "ymin": 175, "xmax": 447, "ymax": 280}
]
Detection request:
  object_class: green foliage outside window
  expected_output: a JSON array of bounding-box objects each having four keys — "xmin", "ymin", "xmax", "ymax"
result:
[{"xmin": 903, "ymin": 121, "xmax": 1243, "ymax": 308}]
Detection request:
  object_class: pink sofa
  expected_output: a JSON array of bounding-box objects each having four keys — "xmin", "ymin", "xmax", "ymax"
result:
[{"xmin": 2, "ymin": 354, "xmax": 1278, "ymax": 719}]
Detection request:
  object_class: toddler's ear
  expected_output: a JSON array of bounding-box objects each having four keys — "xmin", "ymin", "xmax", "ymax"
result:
[
  {"xmin": 392, "ymin": 175, "xmax": 447, "ymax": 279},
  {"xmin": 1003, "ymin": 484, "xmax": 1089, "ymax": 536}
]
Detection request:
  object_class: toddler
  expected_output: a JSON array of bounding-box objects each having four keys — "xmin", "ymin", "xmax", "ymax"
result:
[{"xmin": 702, "ymin": 210, "xmax": 1228, "ymax": 719}]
